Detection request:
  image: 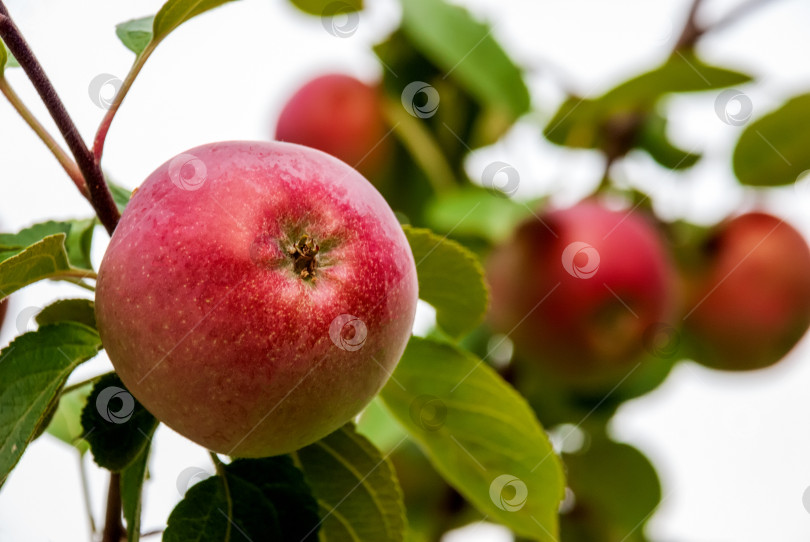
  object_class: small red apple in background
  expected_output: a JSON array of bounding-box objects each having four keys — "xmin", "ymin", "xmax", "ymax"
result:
[
  {"xmin": 487, "ymin": 201, "xmax": 676, "ymax": 386},
  {"xmin": 275, "ymin": 74, "xmax": 391, "ymax": 179},
  {"xmin": 95, "ymin": 141, "xmax": 418, "ymax": 457},
  {"xmin": 684, "ymin": 212, "xmax": 810, "ymax": 371}
]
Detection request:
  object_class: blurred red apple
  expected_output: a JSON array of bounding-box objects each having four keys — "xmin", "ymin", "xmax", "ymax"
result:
[
  {"xmin": 275, "ymin": 74, "xmax": 391, "ymax": 179},
  {"xmin": 95, "ymin": 141, "xmax": 418, "ymax": 457},
  {"xmin": 487, "ymin": 201, "xmax": 676, "ymax": 385},
  {"xmin": 684, "ymin": 212, "xmax": 810, "ymax": 371}
]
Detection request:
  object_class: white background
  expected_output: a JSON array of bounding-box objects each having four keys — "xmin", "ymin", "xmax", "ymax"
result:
[{"xmin": 1, "ymin": 0, "xmax": 810, "ymax": 540}]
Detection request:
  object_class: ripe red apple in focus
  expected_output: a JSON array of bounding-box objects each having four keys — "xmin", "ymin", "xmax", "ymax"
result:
[
  {"xmin": 95, "ymin": 141, "xmax": 418, "ymax": 457},
  {"xmin": 275, "ymin": 74, "xmax": 391, "ymax": 179},
  {"xmin": 684, "ymin": 212, "xmax": 810, "ymax": 371},
  {"xmin": 487, "ymin": 201, "xmax": 676, "ymax": 385}
]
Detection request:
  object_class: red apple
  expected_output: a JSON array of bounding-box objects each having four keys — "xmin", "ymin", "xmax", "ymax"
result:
[
  {"xmin": 275, "ymin": 74, "xmax": 391, "ymax": 179},
  {"xmin": 684, "ymin": 212, "xmax": 810, "ymax": 371},
  {"xmin": 95, "ymin": 141, "xmax": 418, "ymax": 457},
  {"xmin": 487, "ymin": 201, "xmax": 676, "ymax": 385}
]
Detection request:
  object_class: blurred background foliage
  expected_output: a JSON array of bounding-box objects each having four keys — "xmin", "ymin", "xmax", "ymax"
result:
[{"xmin": 275, "ymin": 0, "xmax": 810, "ymax": 540}]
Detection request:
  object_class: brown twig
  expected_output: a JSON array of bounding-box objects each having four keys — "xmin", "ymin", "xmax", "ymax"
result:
[
  {"xmin": 674, "ymin": 0, "xmax": 778, "ymax": 51},
  {"xmin": 673, "ymin": 0, "xmax": 706, "ymax": 51},
  {"xmin": 101, "ymin": 473, "xmax": 124, "ymax": 542}
]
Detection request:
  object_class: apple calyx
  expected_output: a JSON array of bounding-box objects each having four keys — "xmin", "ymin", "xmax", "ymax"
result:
[{"xmin": 289, "ymin": 233, "xmax": 320, "ymax": 280}]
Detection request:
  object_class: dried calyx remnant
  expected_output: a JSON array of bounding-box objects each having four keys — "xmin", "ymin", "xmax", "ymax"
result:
[{"xmin": 289, "ymin": 234, "xmax": 319, "ymax": 280}]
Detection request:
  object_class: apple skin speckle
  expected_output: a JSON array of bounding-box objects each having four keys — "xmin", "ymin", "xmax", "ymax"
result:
[{"xmin": 95, "ymin": 141, "xmax": 418, "ymax": 457}]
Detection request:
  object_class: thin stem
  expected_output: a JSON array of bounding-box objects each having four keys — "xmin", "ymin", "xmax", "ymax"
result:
[
  {"xmin": 54, "ymin": 269, "xmax": 99, "ymax": 281},
  {"xmin": 382, "ymin": 98, "xmax": 457, "ymax": 195},
  {"xmin": 673, "ymin": 0, "xmax": 705, "ymax": 51},
  {"xmin": 674, "ymin": 0, "xmax": 779, "ymax": 51},
  {"xmin": 210, "ymin": 452, "xmax": 233, "ymax": 542},
  {"xmin": 62, "ymin": 278, "xmax": 96, "ymax": 292},
  {"xmin": 597, "ymin": 154, "xmax": 615, "ymax": 193},
  {"xmin": 61, "ymin": 373, "xmax": 106, "ymax": 397},
  {"xmin": 77, "ymin": 455, "xmax": 97, "ymax": 538},
  {"xmin": 0, "ymin": 5, "xmax": 120, "ymax": 235},
  {"xmin": 93, "ymin": 44, "xmax": 156, "ymax": 162},
  {"xmin": 0, "ymin": 77, "xmax": 88, "ymax": 198},
  {"xmin": 101, "ymin": 473, "xmax": 124, "ymax": 542}
]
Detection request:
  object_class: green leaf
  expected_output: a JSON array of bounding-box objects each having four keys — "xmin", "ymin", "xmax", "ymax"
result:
[
  {"xmin": 0, "ymin": 219, "xmax": 96, "ymax": 270},
  {"xmin": 289, "ymin": 0, "xmax": 362, "ymax": 16},
  {"xmin": 165, "ymin": 472, "xmax": 281, "ymax": 542},
  {"xmin": 545, "ymin": 53, "xmax": 751, "ymax": 148},
  {"xmin": 227, "ymin": 457, "xmax": 321, "ymax": 541},
  {"xmin": 64, "ymin": 219, "xmax": 96, "ymax": 270},
  {"xmin": 81, "ymin": 373, "xmax": 158, "ymax": 472},
  {"xmin": 0, "ymin": 234, "xmax": 72, "ymax": 300},
  {"xmin": 166, "ymin": 457, "xmax": 318, "ymax": 542},
  {"xmin": 116, "ymin": 16, "xmax": 155, "ymax": 56},
  {"xmin": 733, "ymin": 92, "xmax": 810, "ymax": 187},
  {"xmin": 380, "ymin": 337, "xmax": 565, "ymax": 540},
  {"xmin": 425, "ymin": 186, "xmax": 534, "ymax": 243},
  {"xmin": 400, "ymin": 0, "xmax": 530, "ymax": 119},
  {"xmin": 37, "ymin": 298, "xmax": 96, "ymax": 329},
  {"xmin": 403, "ymin": 225, "xmax": 488, "ymax": 338},
  {"xmin": 637, "ymin": 113, "xmax": 701, "ymax": 170},
  {"xmin": 0, "ymin": 221, "xmax": 71, "ymax": 251},
  {"xmin": 0, "ymin": 323, "xmax": 102, "ymax": 487},
  {"xmin": 107, "ymin": 180, "xmax": 133, "ymax": 211},
  {"xmin": 45, "ymin": 382, "xmax": 93, "ymax": 455},
  {"xmin": 610, "ymin": 52, "xmax": 752, "ymax": 102},
  {"xmin": 0, "ymin": 40, "xmax": 7, "ymax": 75},
  {"xmin": 121, "ymin": 439, "xmax": 152, "ymax": 542},
  {"xmin": 562, "ymin": 437, "xmax": 661, "ymax": 540},
  {"xmin": 357, "ymin": 397, "xmax": 409, "ymax": 453},
  {"xmin": 293, "ymin": 423, "xmax": 406, "ymax": 542},
  {"xmin": 152, "ymin": 0, "xmax": 241, "ymax": 45},
  {"xmin": 0, "ymin": 39, "xmax": 18, "ymax": 75}
]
